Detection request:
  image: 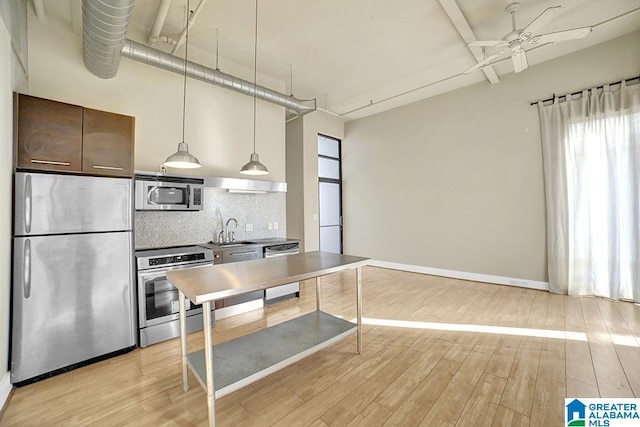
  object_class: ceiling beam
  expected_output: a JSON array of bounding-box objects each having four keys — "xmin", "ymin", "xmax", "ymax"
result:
[{"xmin": 438, "ymin": 0, "xmax": 500, "ymax": 84}]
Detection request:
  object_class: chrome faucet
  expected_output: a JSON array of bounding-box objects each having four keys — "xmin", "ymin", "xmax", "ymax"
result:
[{"xmin": 225, "ymin": 218, "xmax": 238, "ymax": 243}]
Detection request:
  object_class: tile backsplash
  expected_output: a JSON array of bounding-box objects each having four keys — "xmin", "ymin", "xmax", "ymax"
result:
[{"xmin": 135, "ymin": 188, "xmax": 286, "ymax": 249}]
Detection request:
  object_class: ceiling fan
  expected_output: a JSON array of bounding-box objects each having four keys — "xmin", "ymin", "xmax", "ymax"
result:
[{"xmin": 464, "ymin": 2, "xmax": 592, "ymax": 74}]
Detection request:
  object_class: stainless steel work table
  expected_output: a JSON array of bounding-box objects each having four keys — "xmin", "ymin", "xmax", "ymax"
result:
[{"xmin": 167, "ymin": 251, "xmax": 371, "ymax": 427}]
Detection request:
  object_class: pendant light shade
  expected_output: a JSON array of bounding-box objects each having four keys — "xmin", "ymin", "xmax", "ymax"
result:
[
  {"xmin": 164, "ymin": 142, "xmax": 201, "ymax": 168},
  {"xmin": 240, "ymin": 152, "xmax": 269, "ymax": 175},
  {"xmin": 240, "ymin": 0, "xmax": 269, "ymax": 176},
  {"xmin": 163, "ymin": 0, "xmax": 201, "ymax": 170}
]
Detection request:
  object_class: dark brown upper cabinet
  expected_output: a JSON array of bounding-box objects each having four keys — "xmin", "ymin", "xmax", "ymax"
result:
[
  {"xmin": 15, "ymin": 94, "xmax": 135, "ymax": 177},
  {"xmin": 82, "ymin": 108, "xmax": 134, "ymax": 177},
  {"xmin": 15, "ymin": 94, "xmax": 83, "ymax": 172}
]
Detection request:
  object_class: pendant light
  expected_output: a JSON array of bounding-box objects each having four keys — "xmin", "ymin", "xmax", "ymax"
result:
[
  {"xmin": 240, "ymin": 0, "xmax": 269, "ymax": 175},
  {"xmin": 164, "ymin": 0, "xmax": 201, "ymax": 169}
]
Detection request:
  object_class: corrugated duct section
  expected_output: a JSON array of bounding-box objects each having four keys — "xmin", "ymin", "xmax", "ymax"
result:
[
  {"xmin": 82, "ymin": 0, "xmax": 135, "ymax": 79},
  {"xmin": 81, "ymin": 0, "xmax": 316, "ymax": 115}
]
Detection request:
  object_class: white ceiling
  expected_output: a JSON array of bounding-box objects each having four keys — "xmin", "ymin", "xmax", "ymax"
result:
[{"xmin": 41, "ymin": 0, "xmax": 640, "ymax": 120}]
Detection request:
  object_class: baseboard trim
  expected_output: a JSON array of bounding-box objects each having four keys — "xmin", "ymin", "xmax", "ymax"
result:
[
  {"xmin": 0, "ymin": 371, "xmax": 12, "ymax": 414},
  {"xmin": 370, "ymin": 260, "xmax": 549, "ymax": 291}
]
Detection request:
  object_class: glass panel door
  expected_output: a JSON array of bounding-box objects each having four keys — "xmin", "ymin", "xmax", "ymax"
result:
[
  {"xmin": 318, "ymin": 134, "xmax": 343, "ymax": 254},
  {"xmin": 145, "ymin": 276, "xmax": 182, "ymax": 321}
]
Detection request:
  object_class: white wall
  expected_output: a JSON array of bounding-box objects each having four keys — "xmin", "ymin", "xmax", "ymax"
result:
[
  {"xmin": 26, "ymin": 10, "xmax": 286, "ymax": 181},
  {"xmin": 0, "ymin": 14, "xmax": 14, "ymax": 408},
  {"xmin": 286, "ymin": 110, "xmax": 344, "ymax": 252},
  {"xmin": 343, "ymin": 31, "xmax": 640, "ymax": 283},
  {"xmin": 286, "ymin": 118, "xmax": 305, "ymax": 247}
]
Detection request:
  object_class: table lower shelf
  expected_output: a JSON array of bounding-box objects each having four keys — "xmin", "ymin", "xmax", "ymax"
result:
[{"xmin": 186, "ymin": 310, "xmax": 357, "ymax": 398}]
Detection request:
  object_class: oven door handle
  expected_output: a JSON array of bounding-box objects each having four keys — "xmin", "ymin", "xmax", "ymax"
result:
[{"xmin": 144, "ymin": 274, "xmax": 168, "ymax": 283}]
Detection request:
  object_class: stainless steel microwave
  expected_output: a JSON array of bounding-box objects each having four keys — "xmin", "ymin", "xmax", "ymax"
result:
[{"xmin": 134, "ymin": 173, "xmax": 204, "ymax": 211}]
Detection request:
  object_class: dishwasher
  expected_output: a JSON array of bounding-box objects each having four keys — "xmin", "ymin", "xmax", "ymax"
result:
[{"xmin": 263, "ymin": 242, "xmax": 300, "ymax": 303}]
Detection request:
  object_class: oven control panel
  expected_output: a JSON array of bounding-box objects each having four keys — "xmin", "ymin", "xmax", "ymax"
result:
[
  {"xmin": 149, "ymin": 252, "xmax": 206, "ymax": 267},
  {"xmin": 136, "ymin": 245, "xmax": 214, "ymax": 270}
]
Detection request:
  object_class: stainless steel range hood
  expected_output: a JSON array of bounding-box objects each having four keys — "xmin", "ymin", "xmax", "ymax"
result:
[
  {"xmin": 134, "ymin": 171, "xmax": 286, "ymax": 193},
  {"xmin": 204, "ymin": 177, "xmax": 286, "ymax": 193}
]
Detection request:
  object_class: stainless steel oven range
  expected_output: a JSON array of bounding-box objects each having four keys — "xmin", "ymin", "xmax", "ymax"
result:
[{"xmin": 135, "ymin": 245, "xmax": 214, "ymax": 347}]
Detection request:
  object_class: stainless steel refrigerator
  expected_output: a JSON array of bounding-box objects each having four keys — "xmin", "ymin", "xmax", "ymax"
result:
[{"xmin": 11, "ymin": 172, "xmax": 136, "ymax": 385}]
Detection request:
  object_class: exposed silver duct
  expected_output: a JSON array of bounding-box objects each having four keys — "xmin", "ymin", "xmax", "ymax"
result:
[
  {"xmin": 81, "ymin": 1, "xmax": 316, "ymax": 115},
  {"xmin": 121, "ymin": 39, "xmax": 316, "ymax": 116},
  {"xmin": 82, "ymin": 0, "xmax": 135, "ymax": 79}
]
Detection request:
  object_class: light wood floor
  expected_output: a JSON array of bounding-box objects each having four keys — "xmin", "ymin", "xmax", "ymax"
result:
[{"xmin": 2, "ymin": 267, "xmax": 639, "ymax": 426}]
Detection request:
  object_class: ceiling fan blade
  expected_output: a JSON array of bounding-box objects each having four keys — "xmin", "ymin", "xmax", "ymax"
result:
[
  {"xmin": 511, "ymin": 49, "xmax": 528, "ymax": 73},
  {"xmin": 529, "ymin": 26, "xmax": 592, "ymax": 45},
  {"xmin": 467, "ymin": 40, "xmax": 506, "ymax": 47},
  {"xmin": 463, "ymin": 50, "xmax": 507, "ymax": 75},
  {"xmin": 520, "ymin": 6, "xmax": 563, "ymax": 41}
]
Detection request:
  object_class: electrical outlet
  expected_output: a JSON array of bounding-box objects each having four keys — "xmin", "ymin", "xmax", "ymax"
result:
[
  {"xmin": 245, "ymin": 223, "xmax": 253, "ymax": 232},
  {"xmin": 268, "ymin": 222, "xmax": 273, "ymax": 230},
  {"xmin": 312, "ymin": 214, "xmax": 318, "ymax": 221},
  {"xmin": 273, "ymin": 222, "xmax": 278, "ymax": 230}
]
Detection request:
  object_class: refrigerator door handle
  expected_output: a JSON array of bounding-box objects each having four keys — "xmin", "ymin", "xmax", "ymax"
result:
[
  {"xmin": 24, "ymin": 239, "xmax": 31, "ymax": 299},
  {"xmin": 25, "ymin": 175, "xmax": 32, "ymax": 234}
]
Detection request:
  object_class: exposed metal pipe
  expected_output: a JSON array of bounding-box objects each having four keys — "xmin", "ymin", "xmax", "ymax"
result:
[
  {"xmin": 121, "ymin": 39, "xmax": 316, "ymax": 116},
  {"xmin": 171, "ymin": 0, "xmax": 207, "ymax": 54},
  {"xmin": 82, "ymin": 0, "xmax": 315, "ymax": 114},
  {"xmin": 82, "ymin": 0, "xmax": 135, "ymax": 79},
  {"xmin": 147, "ymin": 0, "xmax": 173, "ymax": 45}
]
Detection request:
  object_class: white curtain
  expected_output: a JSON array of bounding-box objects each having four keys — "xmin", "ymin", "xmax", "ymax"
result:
[{"xmin": 538, "ymin": 80, "xmax": 640, "ymax": 301}]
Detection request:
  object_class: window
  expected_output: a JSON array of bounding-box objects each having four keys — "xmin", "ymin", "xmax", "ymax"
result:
[{"xmin": 538, "ymin": 81, "xmax": 640, "ymax": 301}]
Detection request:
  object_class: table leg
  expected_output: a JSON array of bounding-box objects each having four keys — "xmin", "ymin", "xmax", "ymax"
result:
[
  {"xmin": 315, "ymin": 276, "xmax": 322, "ymax": 311},
  {"xmin": 356, "ymin": 266, "xmax": 363, "ymax": 355},
  {"xmin": 178, "ymin": 290, "xmax": 189, "ymax": 391},
  {"xmin": 202, "ymin": 301, "xmax": 216, "ymax": 427}
]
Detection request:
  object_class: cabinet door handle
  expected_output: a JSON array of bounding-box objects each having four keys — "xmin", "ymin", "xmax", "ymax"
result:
[
  {"xmin": 92, "ymin": 165, "xmax": 124, "ymax": 171},
  {"xmin": 31, "ymin": 159, "xmax": 71, "ymax": 166},
  {"xmin": 24, "ymin": 239, "xmax": 31, "ymax": 299}
]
